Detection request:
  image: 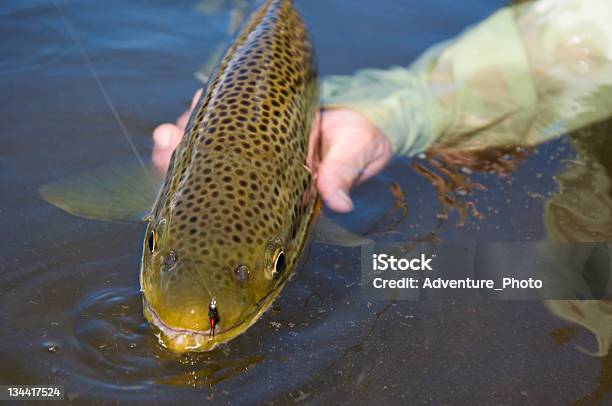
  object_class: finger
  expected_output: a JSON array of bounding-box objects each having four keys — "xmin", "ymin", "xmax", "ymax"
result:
[
  {"xmin": 153, "ymin": 123, "xmax": 180, "ymax": 150},
  {"xmin": 152, "ymin": 124, "xmax": 181, "ymax": 173},
  {"xmin": 317, "ymin": 159, "xmax": 359, "ymax": 213},
  {"xmin": 306, "ymin": 111, "xmax": 321, "ymax": 171},
  {"xmin": 190, "ymin": 88, "xmax": 204, "ymax": 110},
  {"xmin": 177, "ymin": 88, "xmax": 205, "ymax": 130},
  {"xmin": 176, "ymin": 110, "xmax": 191, "ymax": 130},
  {"xmin": 354, "ymin": 151, "xmax": 391, "ymax": 185}
]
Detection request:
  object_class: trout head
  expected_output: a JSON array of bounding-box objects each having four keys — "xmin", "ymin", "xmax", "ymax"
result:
[{"xmin": 139, "ymin": 156, "xmax": 310, "ymax": 353}]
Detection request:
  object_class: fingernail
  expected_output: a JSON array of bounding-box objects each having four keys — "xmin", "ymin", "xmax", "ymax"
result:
[
  {"xmin": 154, "ymin": 131, "xmax": 170, "ymax": 149},
  {"xmin": 336, "ymin": 190, "xmax": 354, "ymax": 211}
]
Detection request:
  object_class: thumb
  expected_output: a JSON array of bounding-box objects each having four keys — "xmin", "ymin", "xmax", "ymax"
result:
[{"xmin": 317, "ymin": 157, "xmax": 360, "ymax": 213}]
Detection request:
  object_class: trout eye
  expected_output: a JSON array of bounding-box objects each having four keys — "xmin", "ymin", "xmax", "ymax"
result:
[
  {"xmin": 148, "ymin": 230, "xmax": 157, "ymax": 253},
  {"xmin": 147, "ymin": 219, "xmax": 166, "ymax": 254},
  {"xmin": 264, "ymin": 237, "xmax": 285, "ymax": 280},
  {"xmin": 272, "ymin": 251, "xmax": 285, "ymax": 278}
]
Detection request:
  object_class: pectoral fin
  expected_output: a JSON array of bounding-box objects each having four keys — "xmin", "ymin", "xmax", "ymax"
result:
[
  {"xmin": 39, "ymin": 162, "xmax": 163, "ymax": 223},
  {"xmin": 314, "ymin": 214, "xmax": 373, "ymax": 247}
]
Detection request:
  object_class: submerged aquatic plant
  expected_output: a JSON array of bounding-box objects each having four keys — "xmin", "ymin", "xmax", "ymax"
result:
[{"xmin": 411, "ymin": 145, "xmax": 532, "ymax": 226}]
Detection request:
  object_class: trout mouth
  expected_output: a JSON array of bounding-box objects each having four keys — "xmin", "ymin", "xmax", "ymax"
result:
[
  {"xmin": 142, "ymin": 297, "xmax": 216, "ymax": 352},
  {"xmin": 142, "ymin": 281, "xmax": 287, "ymax": 353},
  {"xmin": 139, "ymin": 262, "xmax": 238, "ymax": 352}
]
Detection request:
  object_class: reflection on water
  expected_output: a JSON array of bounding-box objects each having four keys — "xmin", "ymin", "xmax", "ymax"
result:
[
  {"xmin": 576, "ymin": 351, "xmax": 612, "ymax": 405},
  {"xmin": 540, "ymin": 119, "xmax": 612, "ymax": 403},
  {"xmin": 3, "ymin": 0, "xmax": 612, "ymax": 403}
]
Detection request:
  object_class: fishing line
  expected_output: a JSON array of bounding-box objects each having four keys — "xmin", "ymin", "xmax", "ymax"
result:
[
  {"xmin": 178, "ymin": 253, "xmax": 215, "ymax": 300},
  {"xmin": 51, "ymin": 0, "xmax": 155, "ymax": 188},
  {"xmin": 164, "ymin": 210, "xmax": 217, "ymax": 301},
  {"xmin": 53, "ymin": 0, "xmax": 217, "ymax": 314}
]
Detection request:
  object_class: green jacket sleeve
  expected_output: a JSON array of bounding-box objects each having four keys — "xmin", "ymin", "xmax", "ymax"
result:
[{"xmin": 321, "ymin": 0, "xmax": 612, "ymax": 156}]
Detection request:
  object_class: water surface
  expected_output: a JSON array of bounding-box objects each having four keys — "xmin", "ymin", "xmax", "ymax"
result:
[{"xmin": 2, "ymin": 0, "xmax": 611, "ymax": 403}]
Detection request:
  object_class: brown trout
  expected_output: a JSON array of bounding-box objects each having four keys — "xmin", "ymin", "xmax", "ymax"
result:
[
  {"xmin": 141, "ymin": 0, "xmax": 318, "ymax": 352},
  {"xmin": 41, "ymin": 0, "xmax": 319, "ymax": 353}
]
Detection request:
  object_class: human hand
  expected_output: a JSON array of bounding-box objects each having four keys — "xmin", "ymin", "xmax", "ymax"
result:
[
  {"xmin": 152, "ymin": 89, "xmax": 393, "ymax": 213},
  {"xmin": 152, "ymin": 88, "xmax": 203, "ymax": 173},
  {"xmin": 309, "ymin": 108, "xmax": 392, "ymax": 212}
]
